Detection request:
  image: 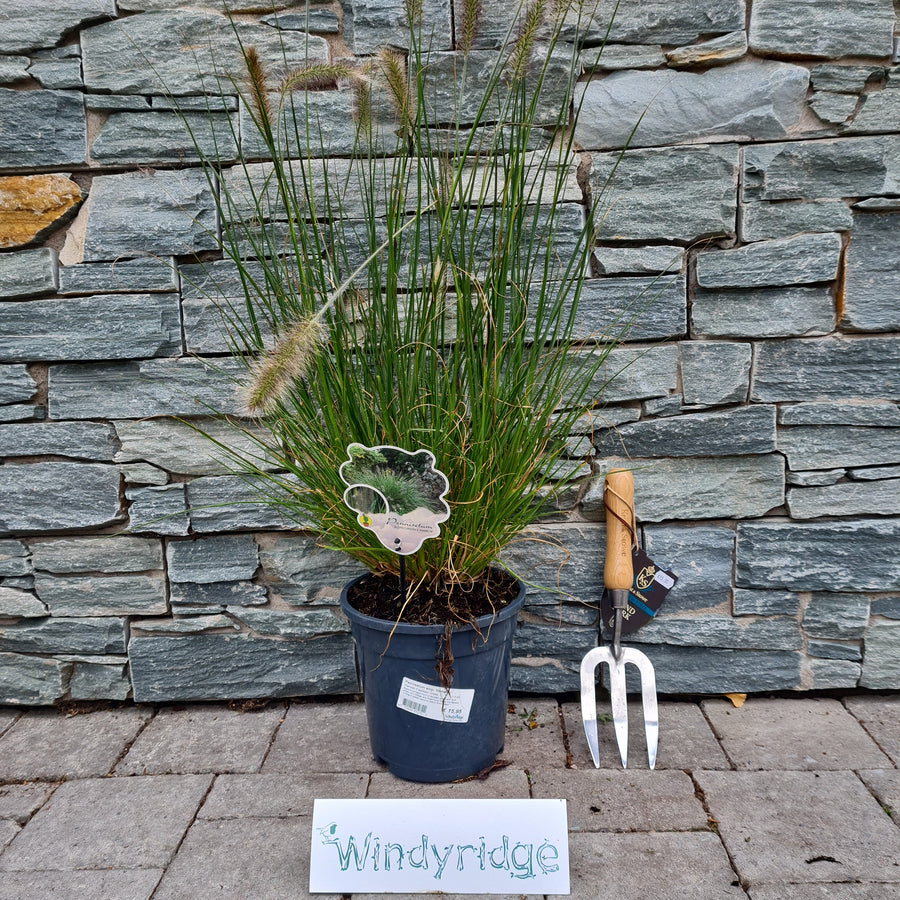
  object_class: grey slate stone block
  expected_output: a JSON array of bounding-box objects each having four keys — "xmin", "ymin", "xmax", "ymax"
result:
[
  {"xmin": 666, "ymin": 30, "xmax": 748, "ymax": 67},
  {"xmin": 0, "ymin": 0, "xmax": 115, "ymax": 53},
  {"xmin": 586, "ymin": 454, "xmax": 785, "ymax": 523},
  {"xmin": 811, "ymin": 65, "xmax": 887, "ymax": 92},
  {"xmin": 590, "ymin": 345, "xmax": 679, "ymax": 403},
  {"xmin": 733, "ymin": 589, "xmax": 801, "ymax": 616},
  {"xmin": 0, "ymin": 57, "xmax": 28, "ymax": 83},
  {"xmin": 67, "ymin": 657, "xmax": 131, "ymax": 700},
  {"xmin": 643, "ymin": 524, "xmax": 734, "ymax": 612},
  {"xmin": 0, "ymin": 587, "xmax": 45, "ymax": 618},
  {"xmin": 187, "ymin": 475, "xmax": 297, "ymax": 533},
  {"xmin": 0, "ymin": 773, "xmax": 212, "ymax": 870},
  {"xmin": 167, "ymin": 535, "xmax": 258, "ymax": 584},
  {"xmin": 578, "ymin": 44, "xmax": 667, "ymax": 72},
  {"xmin": 692, "ymin": 285, "xmax": 835, "ymax": 339},
  {"xmin": 752, "ymin": 337, "xmax": 900, "ymax": 402},
  {"xmin": 0, "ymin": 366, "xmax": 36, "ymax": 404},
  {"xmin": 778, "ymin": 426, "xmax": 900, "ymax": 470},
  {"xmin": 82, "ymin": 10, "xmax": 328, "ymax": 95},
  {"xmin": 561, "ymin": 273, "xmax": 687, "ymax": 342},
  {"xmin": 0, "ymin": 422, "xmax": 118, "ymax": 460},
  {"xmin": 861, "ymin": 620, "xmax": 900, "ymax": 688},
  {"xmin": 808, "ymin": 657, "xmax": 862, "ymax": 688},
  {"xmin": 577, "ymin": 0, "xmax": 745, "ymax": 45},
  {"xmin": 594, "ymin": 405, "xmax": 775, "ymax": 458},
  {"xmin": 850, "ymin": 67, "xmax": 900, "ymax": 132},
  {"xmin": 171, "ymin": 581, "xmax": 268, "ymax": 608},
  {"xmin": 594, "ymin": 245, "xmax": 684, "ymax": 275},
  {"xmin": 76, "ymin": 170, "xmax": 217, "ymax": 263},
  {"xmin": 736, "ymin": 518, "xmax": 900, "ymax": 591},
  {"xmin": 0, "ymin": 462, "xmax": 121, "ymax": 534},
  {"xmin": 680, "ymin": 342, "xmax": 751, "ymax": 405},
  {"xmin": 740, "ymin": 199, "xmax": 853, "ymax": 242},
  {"xmin": 871, "ymin": 596, "xmax": 900, "ymax": 618},
  {"xmin": 577, "ymin": 61, "xmax": 807, "ymax": 150},
  {"xmin": 262, "ymin": 10, "xmax": 340, "ymax": 32},
  {"xmin": 0, "ymin": 293, "xmax": 182, "ymax": 362},
  {"xmin": 591, "ymin": 144, "xmax": 738, "ymax": 242},
  {"xmin": 809, "ymin": 90, "xmax": 860, "ymax": 125},
  {"xmin": 0, "ymin": 405, "xmax": 45, "ymax": 422},
  {"xmin": 90, "ymin": 110, "xmax": 239, "ymax": 165},
  {"xmin": 132, "ymin": 614, "xmax": 239, "ymax": 634},
  {"xmin": 228, "ymin": 608, "xmax": 347, "ymax": 638},
  {"xmin": 803, "ymin": 593, "xmax": 870, "ymax": 640},
  {"xmin": 258, "ymin": 534, "xmax": 367, "ymax": 606},
  {"xmin": 743, "ymin": 135, "xmax": 900, "ymax": 202},
  {"xmin": 0, "ymin": 617, "xmax": 127, "ymax": 654},
  {"xmin": 750, "ymin": 0, "xmax": 895, "ymax": 59},
  {"xmin": 0, "ymin": 89, "xmax": 86, "ymax": 168},
  {"xmin": 128, "ymin": 632, "xmax": 359, "ymax": 701},
  {"xmin": 787, "ymin": 478, "xmax": 900, "ymax": 519},
  {"xmin": 632, "ymin": 614, "xmax": 802, "ymax": 651},
  {"xmin": 30, "ymin": 536, "xmax": 162, "ymax": 574},
  {"xmin": 48, "ymin": 357, "xmax": 245, "ymax": 419},
  {"xmin": 843, "ymin": 212, "xmax": 900, "ymax": 332},
  {"xmin": 852, "ymin": 464, "xmax": 900, "ymax": 480},
  {"xmin": 0, "ymin": 249, "xmax": 58, "ymax": 300},
  {"xmin": 641, "ymin": 394, "xmax": 682, "ymax": 417},
  {"xmin": 114, "ymin": 416, "xmax": 271, "ymax": 477},
  {"xmin": 0, "ymin": 540, "xmax": 30, "ymax": 577},
  {"xmin": 346, "ymin": 0, "xmax": 452, "ymax": 53},
  {"xmin": 696, "ymin": 232, "xmax": 842, "ymax": 289},
  {"xmin": 126, "ymin": 484, "xmax": 191, "ymax": 536},
  {"xmin": 58, "ymin": 256, "xmax": 178, "ymax": 295},
  {"xmin": 779, "ymin": 401, "xmax": 900, "ymax": 426},
  {"xmin": 807, "ymin": 639, "xmax": 862, "ymax": 661},
  {"xmin": 34, "ymin": 574, "xmax": 168, "ymax": 617},
  {"xmin": 0, "ymin": 653, "xmax": 64, "ymax": 704},
  {"xmin": 27, "ymin": 58, "xmax": 82, "ymax": 89},
  {"xmin": 119, "ymin": 462, "xmax": 169, "ymax": 486}
]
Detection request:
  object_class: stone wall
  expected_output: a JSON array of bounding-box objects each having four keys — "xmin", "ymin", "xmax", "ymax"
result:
[{"xmin": 1, "ymin": 0, "xmax": 899, "ymax": 704}]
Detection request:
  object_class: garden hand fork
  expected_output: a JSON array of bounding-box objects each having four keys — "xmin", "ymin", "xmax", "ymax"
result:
[{"xmin": 580, "ymin": 469, "xmax": 658, "ymax": 769}]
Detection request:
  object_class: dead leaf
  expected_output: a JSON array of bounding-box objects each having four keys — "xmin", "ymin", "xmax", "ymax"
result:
[{"xmin": 724, "ymin": 693, "xmax": 747, "ymax": 708}]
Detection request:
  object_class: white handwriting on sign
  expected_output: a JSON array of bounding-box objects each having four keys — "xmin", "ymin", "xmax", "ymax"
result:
[{"xmin": 309, "ymin": 798, "xmax": 570, "ymax": 895}]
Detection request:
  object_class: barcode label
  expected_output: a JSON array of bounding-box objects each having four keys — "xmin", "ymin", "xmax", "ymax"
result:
[{"xmin": 396, "ymin": 677, "xmax": 475, "ymax": 724}]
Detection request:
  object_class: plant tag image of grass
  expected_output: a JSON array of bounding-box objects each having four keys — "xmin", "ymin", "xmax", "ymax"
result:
[{"xmin": 339, "ymin": 444, "xmax": 451, "ymax": 555}]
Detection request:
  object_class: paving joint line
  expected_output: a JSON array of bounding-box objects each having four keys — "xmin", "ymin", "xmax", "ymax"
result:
[
  {"xmin": 255, "ymin": 698, "xmax": 291, "ymax": 772},
  {"xmin": 698, "ymin": 701, "xmax": 739, "ymax": 770},
  {"xmin": 840, "ymin": 696, "xmax": 898, "ymax": 766},
  {"xmin": 105, "ymin": 704, "xmax": 158, "ymax": 776}
]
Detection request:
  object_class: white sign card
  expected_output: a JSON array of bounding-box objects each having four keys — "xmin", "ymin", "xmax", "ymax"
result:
[
  {"xmin": 309, "ymin": 798, "xmax": 570, "ymax": 895},
  {"xmin": 339, "ymin": 444, "xmax": 451, "ymax": 555}
]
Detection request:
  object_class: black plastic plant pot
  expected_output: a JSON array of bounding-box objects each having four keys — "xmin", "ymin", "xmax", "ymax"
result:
[{"xmin": 340, "ymin": 575, "xmax": 526, "ymax": 783}]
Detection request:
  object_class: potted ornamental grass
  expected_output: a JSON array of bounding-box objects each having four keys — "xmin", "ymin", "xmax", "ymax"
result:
[{"xmin": 191, "ymin": 0, "xmax": 622, "ymax": 781}]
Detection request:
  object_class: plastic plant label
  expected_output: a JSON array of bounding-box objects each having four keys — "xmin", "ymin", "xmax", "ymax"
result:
[
  {"xmin": 396, "ymin": 676, "xmax": 475, "ymax": 724},
  {"xmin": 600, "ymin": 547, "xmax": 678, "ymax": 636},
  {"xmin": 309, "ymin": 798, "xmax": 570, "ymax": 894},
  {"xmin": 340, "ymin": 444, "xmax": 450, "ymax": 555}
]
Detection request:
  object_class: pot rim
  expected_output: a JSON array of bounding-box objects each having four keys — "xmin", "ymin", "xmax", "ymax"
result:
[{"xmin": 339, "ymin": 571, "xmax": 526, "ymax": 636}]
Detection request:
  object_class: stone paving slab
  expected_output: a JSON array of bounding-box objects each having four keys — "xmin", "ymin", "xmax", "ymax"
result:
[
  {"xmin": 152, "ymin": 816, "xmax": 341, "ymax": 900},
  {"xmin": 262, "ymin": 701, "xmax": 382, "ymax": 774},
  {"xmin": 0, "ymin": 818, "xmax": 19, "ymax": 851},
  {"xmin": 530, "ymin": 767, "xmax": 708, "ymax": 832},
  {"xmin": 562, "ymin": 700, "xmax": 730, "ymax": 770},
  {"xmin": 0, "ymin": 781, "xmax": 56, "ymax": 822},
  {"xmin": 368, "ymin": 765, "xmax": 531, "ymax": 799},
  {"xmin": 0, "ymin": 706, "xmax": 152, "ymax": 781},
  {"xmin": 0, "ymin": 774, "xmax": 212, "ymax": 871},
  {"xmin": 504, "ymin": 698, "xmax": 568, "ymax": 768},
  {"xmin": 116, "ymin": 703, "xmax": 285, "ymax": 775},
  {"xmin": 200, "ymin": 773, "xmax": 368, "ymax": 819},
  {"xmin": 695, "ymin": 770, "xmax": 900, "ymax": 886},
  {"xmin": 701, "ymin": 697, "xmax": 891, "ymax": 770},
  {"xmin": 843, "ymin": 694, "xmax": 900, "ymax": 765},
  {"xmin": 568, "ymin": 831, "xmax": 745, "ymax": 900},
  {"xmin": 0, "ymin": 868, "xmax": 164, "ymax": 900},
  {"xmin": 858, "ymin": 768, "xmax": 900, "ymax": 828},
  {"xmin": 750, "ymin": 885, "xmax": 900, "ymax": 899}
]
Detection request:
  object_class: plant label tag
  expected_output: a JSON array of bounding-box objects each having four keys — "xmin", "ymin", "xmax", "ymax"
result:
[
  {"xmin": 339, "ymin": 443, "xmax": 450, "ymax": 555},
  {"xmin": 600, "ymin": 547, "xmax": 678, "ymax": 636},
  {"xmin": 310, "ymin": 798, "xmax": 570, "ymax": 894},
  {"xmin": 396, "ymin": 676, "xmax": 474, "ymax": 724}
]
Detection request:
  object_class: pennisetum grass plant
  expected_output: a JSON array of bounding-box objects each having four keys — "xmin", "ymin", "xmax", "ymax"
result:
[{"xmin": 189, "ymin": 0, "xmax": 631, "ymax": 611}]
